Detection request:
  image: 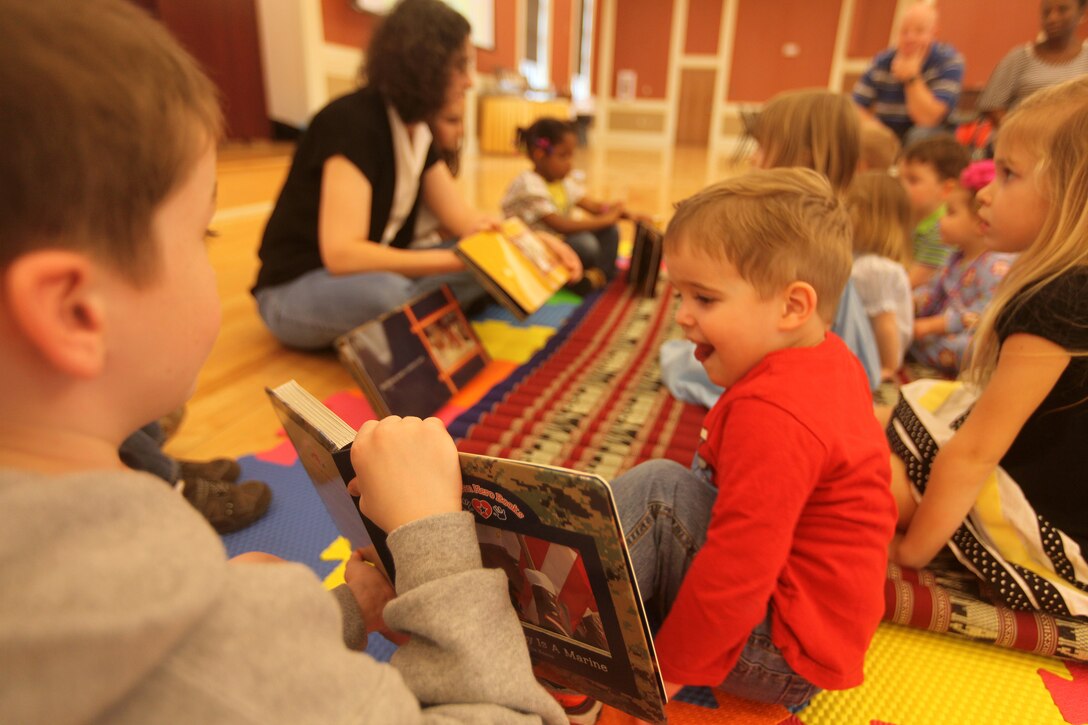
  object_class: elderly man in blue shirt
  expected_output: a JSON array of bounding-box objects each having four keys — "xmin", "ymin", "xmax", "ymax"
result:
[{"xmin": 853, "ymin": 2, "xmax": 965, "ymax": 144}]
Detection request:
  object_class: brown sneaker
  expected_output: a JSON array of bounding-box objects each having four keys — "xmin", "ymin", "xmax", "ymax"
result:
[
  {"xmin": 180, "ymin": 476, "xmax": 272, "ymax": 534},
  {"xmin": 178, "ymin": 457, "xmax": 242, "ymax": 483}
]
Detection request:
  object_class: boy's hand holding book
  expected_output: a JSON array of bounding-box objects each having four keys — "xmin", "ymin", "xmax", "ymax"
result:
[
  {"xmin": 346, "ymin": 416, "xmax": 462, "ymax": 532},
  {"xmin": 344, "ymin": 547, "xmax": 408, "ymax": 645}
]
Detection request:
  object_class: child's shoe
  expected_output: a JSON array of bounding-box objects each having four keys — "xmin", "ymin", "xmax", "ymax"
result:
[
  {"xmin": 179, "ymin": 476, "xmax": 272, "ymax": 534},
  {"xmin": 178, "ymin": 457, "xmax": 242, "ymax": 483}
]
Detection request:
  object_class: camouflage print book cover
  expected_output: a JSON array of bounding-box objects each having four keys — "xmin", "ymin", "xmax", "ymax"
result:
[
  {"xmin": 459, "ymin": 453, "xmax": 667, "ymax": 724},
  {"xmin": 265, "ymin": 381, "xmax": 666, "ymax": 723},
  {"xmin": 335, "ymin": 285, "xmax": 488, "ymax": 419}
]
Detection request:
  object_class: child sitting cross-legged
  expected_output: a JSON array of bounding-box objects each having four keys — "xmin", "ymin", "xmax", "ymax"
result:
[
  {"xmin": 501, "ymin": 117, "xmax": 647, "ymax": 290},
  {"xmin": 607, "ymin": 168, "xmax": 897, "ymax": 714},
  {"xmin": 908, "ymin": 160, "xmax": 1017, "ymax": 378},
  {"xmin": 0, "ymin": 1, "xmax": 567, "ymax": 722}
]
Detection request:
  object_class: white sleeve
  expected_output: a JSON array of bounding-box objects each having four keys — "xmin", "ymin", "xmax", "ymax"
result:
[{"xmin": 852, "ymin": 255, "xmax": 908, "ymax": 317}]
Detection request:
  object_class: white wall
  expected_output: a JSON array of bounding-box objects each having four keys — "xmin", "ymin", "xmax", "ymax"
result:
[{"xmin": 254, "ymin": 0, "xmax": 362, "ymax": 128}]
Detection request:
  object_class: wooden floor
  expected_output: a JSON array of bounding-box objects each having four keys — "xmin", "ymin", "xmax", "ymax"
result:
[{"xmin": 166, "ymin": 141, "xmax": 742, "ymax": 462}]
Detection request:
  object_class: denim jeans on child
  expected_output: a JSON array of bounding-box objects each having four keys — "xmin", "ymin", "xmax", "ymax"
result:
[
  {"xmin": 255, "ymin": 266, "xmax": 486, "ymax": 350},
  {"xmin": 119, "ymin": 422, "xmax": 178, "ymax": 484},
  {"xmin": 611, "ymin": 458, "xmax": 821, "ymax": 708},
  {"xmin": 565, "ymin": 224, "xmax": 620, "ymax": 280}
]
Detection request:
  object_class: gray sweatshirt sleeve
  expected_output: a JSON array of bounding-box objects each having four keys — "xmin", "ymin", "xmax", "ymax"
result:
[{"xmin": 381, "ymin": 511, "xmax": 567, "ymax": 724}]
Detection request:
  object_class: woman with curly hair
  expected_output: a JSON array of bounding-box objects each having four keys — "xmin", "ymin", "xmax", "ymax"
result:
[{"xmin": 252, "ymin": 0, "xmax": 580, "ymax": 349}]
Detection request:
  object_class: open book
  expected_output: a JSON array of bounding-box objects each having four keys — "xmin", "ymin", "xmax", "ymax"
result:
[
  {"xmin": 455, "ymin": 217, "xmax": 571, "ymax": 319},
  {"xmin": 266, "ymin": 380, "xmax": 667, "ymax": 724},
  {"xmin": 334, "ymin": 285, "xmax": 488, "ymax": 419}
]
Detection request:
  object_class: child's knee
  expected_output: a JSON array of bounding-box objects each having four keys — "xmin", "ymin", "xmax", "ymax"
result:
[{"xmin": 613, "ymin": 459, "xmax": 691, "ymax": 494}]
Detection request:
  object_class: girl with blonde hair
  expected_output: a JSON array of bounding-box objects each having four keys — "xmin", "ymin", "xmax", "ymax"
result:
[
  {"xmin": 887, "ymin": 76, "xmax": 1088, "ymax": 619},
  {"xmin": 752, "ymin": 88, "xmax": 860, "ymax": 195},
  {"xmin": 846, "ymin": 171, "xmax": 914, "ymax": 382}
]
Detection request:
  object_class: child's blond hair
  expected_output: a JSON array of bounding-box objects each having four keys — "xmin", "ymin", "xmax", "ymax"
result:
[
  {"xmin": 753, "ymin": 89, "xmax": 860, "ymax": 195},
  {"xmin": 846, "ymin": 171, "xmax": 912, "ymax": 266},
  {"xmin": 664, "ymin": 167, "xmax": 853, "ymax": 323},
  {"xmin": 0, "ymin": 0, "xmax": 222, "ymax": 284},
  {"xmin": 969, "ymin": 77, "xmax": 1088, "ymax": 385},
  {"xmin": 859, "ymin": 120, "xmax": 901, "ymax": 172}
]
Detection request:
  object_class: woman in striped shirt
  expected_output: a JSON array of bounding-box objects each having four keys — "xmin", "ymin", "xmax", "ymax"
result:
[{"xmin": 978, "ymin": 0, "xmax": 1088, "ymax": 127}]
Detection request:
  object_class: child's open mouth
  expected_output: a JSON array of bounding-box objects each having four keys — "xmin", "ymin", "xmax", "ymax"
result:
[{"xmin": 693, "ymin": 343, "xmax": 714, "ymax": 362}]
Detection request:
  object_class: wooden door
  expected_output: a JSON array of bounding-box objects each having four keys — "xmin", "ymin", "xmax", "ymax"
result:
[{"xmin": 676, "ymin": 67, "xmax": 716, "ymax": 146}]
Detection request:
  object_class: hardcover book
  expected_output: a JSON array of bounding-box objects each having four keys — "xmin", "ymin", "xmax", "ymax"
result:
[
  {"xmin": 334, "ymin": 285, "xmax": 488, "ymax": 419},
  {"xmin": 628, "ymin": 220, "xmax": 663, "ymax": 298},
  {"xmin": 265, "ymin": 380, "xmax": 667, "ymax": 724},
  {"xmin": 455, "ymin": 217, "xmax": 571, "ymax": 319}
]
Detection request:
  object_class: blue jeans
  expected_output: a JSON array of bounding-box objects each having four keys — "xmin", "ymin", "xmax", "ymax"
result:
[
  {"xmin": 254, "ymin": 266, "xmax": 486, "ymax": 350},
  {"xmin": 611, "ymin": 459, "xmax": 821, "ymax": 708},
  {"xmin": 119, "ymin": 422, "xmax": 178, "ymax": 484},
  {"xmin": 565, "ymin": 224, "xmax": 620, "ymax": 280}
]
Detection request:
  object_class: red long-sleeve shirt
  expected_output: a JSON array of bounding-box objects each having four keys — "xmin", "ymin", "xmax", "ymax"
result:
[{"xmin": 655, "ymin": 334, "xmax": 896, "ymax": 690}]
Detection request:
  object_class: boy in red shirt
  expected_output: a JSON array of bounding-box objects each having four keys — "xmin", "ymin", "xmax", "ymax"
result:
[{"xmin": 613, "ymin": 168, "xmax": 896, "ymax": 711}]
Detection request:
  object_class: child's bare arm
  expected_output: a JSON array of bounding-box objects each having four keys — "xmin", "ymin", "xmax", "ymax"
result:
[
  {"xmin": 538, "ymin": 208, "xmax": 621, "ymax": 234},
  {"xmin": 893, "ymin": 334, "xmax": 1070, "ymax": 568},
  {"xmin": 913, "ymin": 315, "xmax": 947, "ymax": 340},
  {"xmin": 871, "ymin": 312, "xmax": 902, "ymax": 380},
  {"xmin": 577, "ymin": 197, "xmax": 654, "ymax": 225},
  {"xmin": 909, "ymin": 263, "xmax": 938, "ymax": 289}
]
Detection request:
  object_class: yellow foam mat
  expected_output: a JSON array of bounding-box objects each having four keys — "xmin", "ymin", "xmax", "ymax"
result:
[
  {"xmin": 799, "ymin": 623, "xmax": 1073, "ymax": 724},
  {"xmin": 597, "ymin": 622, "xmax": 1079, "ymax": 724},
  {"xmin": 472, "ymin": 320, "xmax": 558, "ymax": 364}
]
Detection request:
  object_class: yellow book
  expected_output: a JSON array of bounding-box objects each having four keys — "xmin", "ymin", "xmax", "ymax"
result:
[{"xmin": 455, "ymin": 218, "xmax": 570, "ymax": 319}]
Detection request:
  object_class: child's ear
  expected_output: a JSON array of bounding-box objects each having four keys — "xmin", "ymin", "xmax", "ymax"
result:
[
  {"xmin": 2, "ymin": 250, "xmax": 107, "ymax": 379},
  {"xmin": 779, "ymin": 281, "xmax": 818, "ymax": 330}
]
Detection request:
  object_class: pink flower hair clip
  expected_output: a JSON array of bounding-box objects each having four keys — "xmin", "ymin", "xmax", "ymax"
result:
[{"xmin": 960, "ymin": 160, "xmax": 995, "ymax": 193}]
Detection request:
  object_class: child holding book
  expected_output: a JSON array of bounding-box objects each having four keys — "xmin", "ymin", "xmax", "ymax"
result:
[
  {"xmin": 609, "ymin": 169, "xmax": 897, "ymax": 713},
  {"xmin": 887, "ymin": 77, "xmax": 1088, "ymax": 618},
  {"xmin": 909, "ymin": 160, "xmax": 1017, "ymax": 377},
  {"xmin": 846, "ymin": 170, "xmax": 915, "ymax": 383},
  {"xmin": 502, "ymin": 117, "xmax": 640, "ymax": 287},
  {"xmin": 0, "ymin": 2, "xmax": 566, "ymax": 722}
]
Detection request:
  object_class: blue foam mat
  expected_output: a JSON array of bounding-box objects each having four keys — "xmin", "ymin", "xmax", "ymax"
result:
[{"xmin": 223, "ymin": 456, "xmax": 338, "ymax": 578}]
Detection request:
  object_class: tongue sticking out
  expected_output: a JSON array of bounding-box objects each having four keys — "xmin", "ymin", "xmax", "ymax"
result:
[{"xmin": 693, "ymin": 343, "xmax": 714, "ymax": 362}]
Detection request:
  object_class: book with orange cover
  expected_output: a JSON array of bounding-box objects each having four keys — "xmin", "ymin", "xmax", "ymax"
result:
[{"xmin": 455, "ymin": 217, "xmax": 570, "ymax": 319}]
